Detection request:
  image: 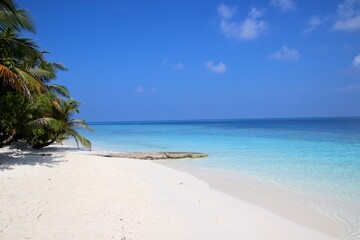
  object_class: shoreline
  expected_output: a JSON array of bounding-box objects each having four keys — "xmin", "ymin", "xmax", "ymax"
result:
[
  {"xmin": 0, "ymin": 145, "xmax": 346, "ymax": 239},
  {"xmin": 158, "ymin": 161, "xmax": 348, "ymax": 238}
]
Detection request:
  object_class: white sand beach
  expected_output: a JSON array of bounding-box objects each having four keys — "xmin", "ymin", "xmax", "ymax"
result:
[{"xmin": 0, "ymin": 146, "xmax": 345, "ymax": 240}]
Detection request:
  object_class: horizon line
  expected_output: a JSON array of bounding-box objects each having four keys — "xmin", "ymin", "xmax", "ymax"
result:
[{"xmin": 87, "ymin": 116, "xmax": 360, "ymax": 124}]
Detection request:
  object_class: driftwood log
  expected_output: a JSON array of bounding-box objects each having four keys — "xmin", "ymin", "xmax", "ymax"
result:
[{"xmin": 92, "ymin": 151, "xmax": 208, "ymax": 160}]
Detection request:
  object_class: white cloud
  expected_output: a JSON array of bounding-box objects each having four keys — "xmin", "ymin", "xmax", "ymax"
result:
[
  {"xmin": 218, "ymin": 4, "xmax": 266, "ymax": 40},
  {"xmin": 271, "ymin": 0, "xmax": 296, "ymax": 12},
  {"xmin": 270, "ymin": 46, "xmax": 300, "ymax": 60},
  {"xmin": 151, "ymin": 87, "xmax": 158, "ymax": 93},
  {"xmin": 205, "ymin": 61, "xmax": 227, "ymax": 73},
  {"xmin": 135, "ymin": 86, "xmax": 144, "ymax": 93},
  {"xmin": 353, "ymin": 53, "xmax": 360, "ymax": 68},
  {"xmin": 334, "ymin": 0, "xmax": 360, "ymax": 31},
  {"xmin": 217, "ymin": 3, "xmax": 237, "ymax": 19},
  {"xmin": 173, "ymin": 62, "xmax": 184, "ymax": 70},
  {"xmin": 304, "ymin": 16, "xmax": 329, "ymax": 33}
]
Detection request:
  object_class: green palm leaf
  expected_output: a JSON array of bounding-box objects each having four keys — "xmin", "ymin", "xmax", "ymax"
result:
[
  {"xmin": 68, "ymin": 128, "xmax": 92, "ymax": 149},
  {"xmin": 27, "ymin": 117, "xmax": 64, "ymax": 132},
  {"xmin": 69, "ymin": 119, "xmax": 93, "ymax": 131},
  {"xmin": 0, "ymin": 28, "xmax": 40, "ymax": 59},
  {"xmin": 46, "ymin": 84, "xmax": 70, "ymax": 98},
  {"xmin": 0, "ymin": 0, "xmax": 35, "ymax": 33},
  {"xmin": 14, "ymin": 66, "xmax": 44, "ymax": 92}
]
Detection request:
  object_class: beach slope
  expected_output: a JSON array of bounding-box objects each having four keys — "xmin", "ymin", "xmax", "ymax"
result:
[{"xmin": 0, "ymin": 149, "xmax": 338, "ymax": 240}]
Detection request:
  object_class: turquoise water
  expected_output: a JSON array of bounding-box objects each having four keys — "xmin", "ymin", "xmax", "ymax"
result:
[{"xmin": 79, "ymin": 118, "xmax": 360, "ymax": 237}]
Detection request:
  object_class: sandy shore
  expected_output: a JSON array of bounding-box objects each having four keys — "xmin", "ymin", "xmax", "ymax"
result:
[{"xmin": 0, "ymin": 146, "xmax": 343, "ymax": 240}]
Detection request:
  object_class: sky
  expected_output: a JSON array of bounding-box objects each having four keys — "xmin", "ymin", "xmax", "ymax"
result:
[{"xmin": 18, "ymin": 0, "xmax": 360, "ymax": 121}]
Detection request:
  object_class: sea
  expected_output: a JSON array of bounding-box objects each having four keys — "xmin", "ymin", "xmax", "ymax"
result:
[{"xmin": 78, "ymin": 117, "xmax": 360, "ymax": 239}]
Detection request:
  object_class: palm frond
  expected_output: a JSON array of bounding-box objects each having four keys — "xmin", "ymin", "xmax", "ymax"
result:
[
  {"xmin": 62, "ymin": 99, "xmax": 80, "ymax": 115},
  {"xmin": 51, "ymin": 62, "xmax": 67, "ymax": 71},
  {"xmin": 31, "ymin": 92, "xmax": 65, "ymax": 115},
  {"xmin": 46, "ymin": 84, "xmax": 70, "ymax": 98},
  {"xmin": 29, "ymin": 61, "xmax": 68, "ymax": 82},
  {"xmin": 0, "ymin": 64, "xmax": 31, "ymax": 98},
  {"xmin": 51, "ymin": 98, "xmax": 62, "ymax": 112},
  {"xmin": 27, "ymin": 117, "xmax": 64, "ymax": 132},
  {"xmin": 68, "ymin": 128, "xmax": 92, "ymax": 149},
  {"xmin": 69, "ymin": 119, "xmax": 93, "ymax": 131},
  {"xmin": 0, "ymin": 0, "xmax": 35, "ymax": 33},
  {"xmin": 14, "ymin": 66, "xmax": 44, "ymax": 92},
  {"xmin": 0, "ymin": 28, "xmax": 40, "ymax": 59},
  {"xmin": 26, "ymin": 67, "xmax": 54, "ymax": 81}
]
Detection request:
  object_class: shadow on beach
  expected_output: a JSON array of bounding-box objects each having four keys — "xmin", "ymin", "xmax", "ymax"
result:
[{"xmin": 0, "ymin": 144, "xmax": 72, "ymax": 171}]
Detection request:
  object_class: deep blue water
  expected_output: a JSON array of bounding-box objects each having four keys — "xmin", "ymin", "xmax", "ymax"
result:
[{"xmin": 78, "ymin": 117, "xmax": 360, "ymax": 236}]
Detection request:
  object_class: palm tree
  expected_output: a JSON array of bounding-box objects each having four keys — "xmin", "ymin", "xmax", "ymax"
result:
[
  {"xmin": 30, "ymin": 98, "xmax": 93, "ymax": 150},
  {"xmin": 0, "ymin": 0, "xmax": 92, "ymax": 150},
  {"xmin": 0, "ymin": 44, "xmax": 66, "ymax": 146},
  {"xmin": 58, "ymin": 99, "xmax": 93, "ymax": 150}
]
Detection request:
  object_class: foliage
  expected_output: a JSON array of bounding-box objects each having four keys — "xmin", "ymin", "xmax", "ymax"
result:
[{"xmin": 0, "ymin": 0, "xmax": 92, "ymax": 149}]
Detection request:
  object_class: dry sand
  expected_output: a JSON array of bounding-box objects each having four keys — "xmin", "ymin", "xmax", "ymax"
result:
[{"xmin": 0, "ymin": 146, "xmax": 343, "ymax": 239}]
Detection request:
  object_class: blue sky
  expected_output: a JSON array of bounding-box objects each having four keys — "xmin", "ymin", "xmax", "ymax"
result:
[{"xmin": 19, "ymin": 0, "xmax": 360, "ymax": 121}]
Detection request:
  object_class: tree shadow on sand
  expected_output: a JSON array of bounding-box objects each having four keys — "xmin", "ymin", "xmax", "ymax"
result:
[{"xmin": 0, "ymin": 144, "xmax": 76, "ymax": 171}]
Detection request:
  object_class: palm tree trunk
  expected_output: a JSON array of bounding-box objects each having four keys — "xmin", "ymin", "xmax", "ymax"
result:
[{"xmin": 0, "ymin": 129, "xmax": 16, "ymax": 147}]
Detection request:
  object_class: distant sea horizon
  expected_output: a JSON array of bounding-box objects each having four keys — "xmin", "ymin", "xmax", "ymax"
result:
[
  {"xmin": 87, "ymin": 115, "xmax": 360, "ymax": 124},
  {"xmin": 78, "ymin": 117, "xmax": 360, "ymax": 239}
]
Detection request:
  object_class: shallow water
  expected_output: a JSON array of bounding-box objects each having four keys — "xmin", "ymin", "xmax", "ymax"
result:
[{"xmin": 79, "ymin": 117, "xmax": 360, "ymax": 239}]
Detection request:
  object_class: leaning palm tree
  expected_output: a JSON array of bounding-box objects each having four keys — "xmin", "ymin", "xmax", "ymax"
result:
[
  {"xmin": 57, "ymin": 99, "xmax": 93, "ymax": 150},
  {"xmin": 0, "ymin": 43, "xmax": 66, "ymax": 146},
  {"xmin": 0, "ymin": 0, "xmax": 92, "ymax": 150},
  {"xmin": 29, "ymin": 98, "xmax": 93, "ymax": 150}
]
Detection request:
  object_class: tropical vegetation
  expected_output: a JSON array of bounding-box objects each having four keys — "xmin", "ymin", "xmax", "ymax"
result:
[{"xmin": 0, "ymin": 0, "xmax": 92, "ymax": 149}]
